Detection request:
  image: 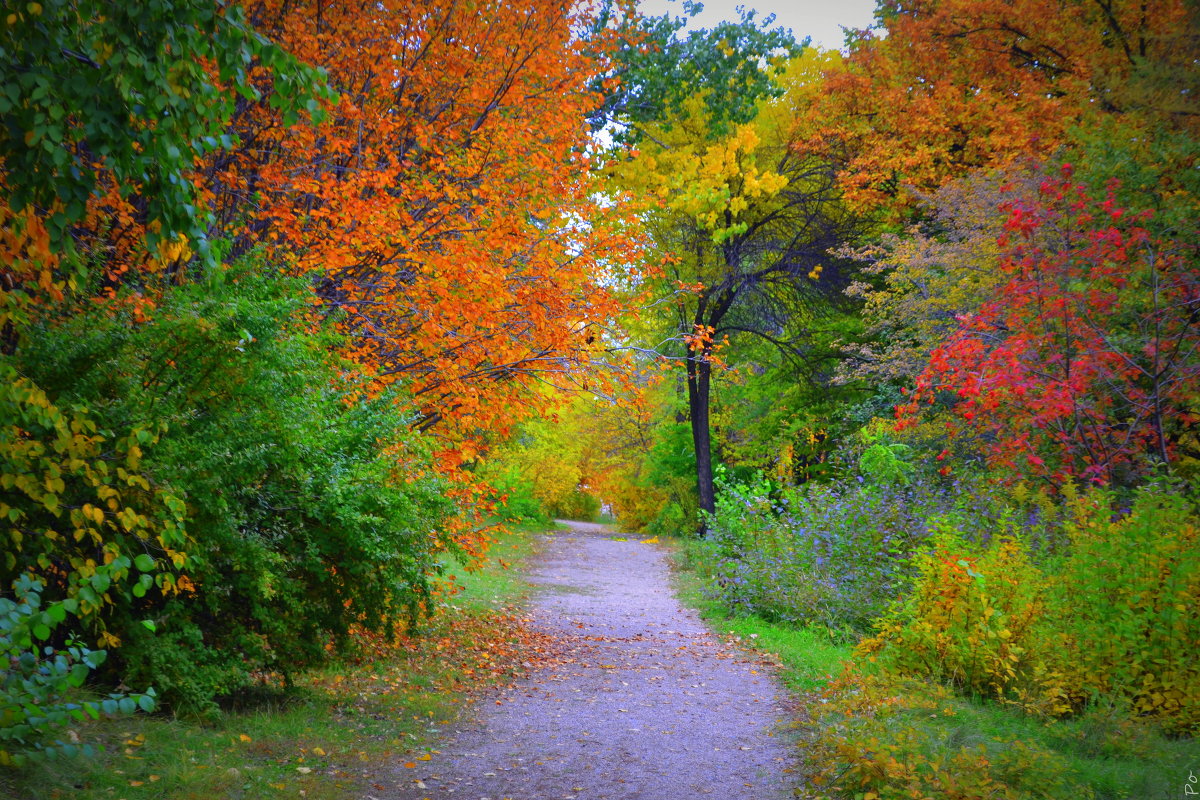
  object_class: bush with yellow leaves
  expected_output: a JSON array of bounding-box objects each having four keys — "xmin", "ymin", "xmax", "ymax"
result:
[{"xmin": 859, "ymin": 483, "xmax": 1199, "ymax": 733}]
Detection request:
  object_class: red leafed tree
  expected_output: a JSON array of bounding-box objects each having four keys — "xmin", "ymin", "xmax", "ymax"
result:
[{"xmin": 899, "ymin": 166, "xmax": 1200, "ymax": 484}]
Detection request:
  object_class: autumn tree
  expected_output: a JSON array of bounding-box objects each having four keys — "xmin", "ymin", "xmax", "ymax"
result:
[
  {"xmin": 609, "ymin": 44, "xmax": 860, "ymax": 524},
  {"xmin": 805, "ymin": 0, "xmax": 1198, "ymax": 215},
  {"xmin": 202, "ymin": 0, "xmax": 642, "ymax": 471},
  {"xmin": 899, "ymin": 168, "xmax": 1200, "ymax": 484},
  {"xmin": 835, "ymin": 164, "xmax": 1047, "ymax": 387},
  {"xmin": 0, "ymin": 0, "xmax": 647, "ymax": 720}
]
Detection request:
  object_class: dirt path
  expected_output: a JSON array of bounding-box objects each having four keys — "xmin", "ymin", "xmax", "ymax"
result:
[{"xmin": 388, "ymin": 520, "xmax": 798, "ymax": 800}]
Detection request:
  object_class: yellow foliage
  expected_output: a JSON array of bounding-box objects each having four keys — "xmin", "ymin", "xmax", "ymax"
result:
[
  {"xmin": 863, "ymin": 487, "xmax": 1200, "ymax": 733},
  {"xmin": 0, "ymin": 365, "xmax": 190, "ymax": 638}
]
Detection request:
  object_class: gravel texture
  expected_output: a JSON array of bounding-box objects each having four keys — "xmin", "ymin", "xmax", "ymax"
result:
[{"xmin": 388, "ymin": 520, "xmax": 797, "ymax": 800}]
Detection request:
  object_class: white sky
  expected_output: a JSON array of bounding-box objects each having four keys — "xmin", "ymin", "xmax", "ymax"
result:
[{"xmin": 637, "ymin": 0, "xmax": 879, "ymax": 51}]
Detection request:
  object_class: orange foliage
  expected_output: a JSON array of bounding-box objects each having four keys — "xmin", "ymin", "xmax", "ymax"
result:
[
  {"xmin": 0, "ymin": 2, "xmax": 645, "ymax": 563},
  {"xmin": 202, "ymin": 0, "xmax": 642, "ymax": 455},
  {"xmin": 805, "ymin": 0, "xmax": 1194, "ymax": 212}
]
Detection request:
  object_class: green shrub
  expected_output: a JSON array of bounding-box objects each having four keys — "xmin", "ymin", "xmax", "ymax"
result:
[
  {"xmin": 483, "ymin": 464, "xmax": 549, "ymax": 522},
  {"xmin": 15, "ymin": 261, "xmax": 453, "ymax": 714},
  {"xmin": 0, "ymin": 576, "xmax": 157, "ymax": 766}
]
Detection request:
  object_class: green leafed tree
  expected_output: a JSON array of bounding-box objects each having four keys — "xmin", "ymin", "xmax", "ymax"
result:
[
  {"xmin": 0, "ymin": 0, "xmax": 328, "ymax": 260},
  {"xmin": 606, "ymin": 43, "xmax": 861, "ymax": 527},
  {"xmin": 589, "ymin": 0, "xmax": 802, "ymax": 144}
]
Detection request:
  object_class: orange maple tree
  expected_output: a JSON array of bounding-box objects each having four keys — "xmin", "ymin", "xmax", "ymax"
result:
[
  {"xmin": 805, "ymin": 0, "xmax": 1196, "ymax": 213},
  {"xmin": 192, "ymin": 0, "xmax": 644, "ymax": 555},
  {"xmin": 4, "ymin": 1, "xmax": 646, "ymax": 559},
  {"xmin": 206, "ymin": 1, "xmax": 642, "ymax": 453}
]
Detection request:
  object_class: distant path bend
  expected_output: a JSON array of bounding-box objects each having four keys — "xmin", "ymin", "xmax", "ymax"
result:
[{"xmin": 389, "ymin": 519, "xmax": 797, "ymax": 800}]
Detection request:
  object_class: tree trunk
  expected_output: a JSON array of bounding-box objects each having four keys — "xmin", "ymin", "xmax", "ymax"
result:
[{"xmin": 686, "ymin": 350, "xmax": 715, "ymax": 535}]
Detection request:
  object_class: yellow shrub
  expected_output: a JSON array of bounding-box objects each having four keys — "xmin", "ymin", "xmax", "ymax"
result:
[
  {"xmin": 1047, "ymin": 488, "xmax": 1200, "ymax": 733},
  {"xmin": 862, "ymin": 485, "xmax": 1200, "ymax": 732},
  {"xmin": 861, "ymin": 519, "xmax": 1059, "ymax": 708}
]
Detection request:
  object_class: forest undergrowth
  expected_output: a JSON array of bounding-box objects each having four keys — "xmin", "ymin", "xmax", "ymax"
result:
[
  {"xmin": 0, "ymin": 525, "xmax": 546, "ymax": 800},
  {"xmin": 668, "ymin": 470, "xmax": 1199, "ymax": 800}
]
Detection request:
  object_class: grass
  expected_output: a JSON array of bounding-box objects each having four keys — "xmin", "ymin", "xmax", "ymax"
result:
[
  {"xmin": 0, "ymin": 521, "xmax": 551, "ymax": 800},
  {"xmin": 665, "ymin": 535, "xmax": 853, "ymax": 694},
  {"xmin": 662, "ymin": 530, "xmax": 1200, "ymax": 799},
  {"xmin": 805, "ymin": 674, "xmax": 1200, "ymax": 799},
  {"xmin": 927, "ymin": 697, "xmax": 1198, "ymax": 799}
]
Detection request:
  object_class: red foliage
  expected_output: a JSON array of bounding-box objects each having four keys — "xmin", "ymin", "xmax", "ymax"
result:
[{"xmin": 899, "ymin": 167, "xmax": 1200, "ymax": 484}]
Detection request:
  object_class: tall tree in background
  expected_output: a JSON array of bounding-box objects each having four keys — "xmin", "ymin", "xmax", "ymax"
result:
[
  {"xmin": 899, "ymin": 171, "xmax": 1200, "ymax": 484},
  {"xmin": 608, "ymin": 34, "xmax": 858, "ymax": 524},
  {"xmin": 804, "ymin": 0, "xmax": 1199, "ymax": 215}
]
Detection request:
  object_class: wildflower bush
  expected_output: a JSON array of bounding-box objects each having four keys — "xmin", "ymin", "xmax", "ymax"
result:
[
  {"xmin": 695, "ymin": 460, "xmax": 1200, "ymax": 797},
  {"xmin": 701, "ymin": 469, "xmax": 1019, "ymax": 633}
]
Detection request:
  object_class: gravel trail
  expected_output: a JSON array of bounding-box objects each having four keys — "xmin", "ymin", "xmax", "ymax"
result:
[{"xmin": 388, "ymin": 520, "xmax": 797, "ymax": 800}]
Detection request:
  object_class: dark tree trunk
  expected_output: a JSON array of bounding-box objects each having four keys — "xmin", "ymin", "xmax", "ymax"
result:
[{"xmin": 686, "ymin": 348, "xmax": 715, "ymax": 535}]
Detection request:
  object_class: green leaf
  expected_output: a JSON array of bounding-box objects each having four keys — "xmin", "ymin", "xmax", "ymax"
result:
[
  {"xmin": 134, "ymin": 553, "xmax": 156, "ymax": 572},
  {"xmin": 69, "ymin": 663, "xmax": 90, "ymax": 687}
]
